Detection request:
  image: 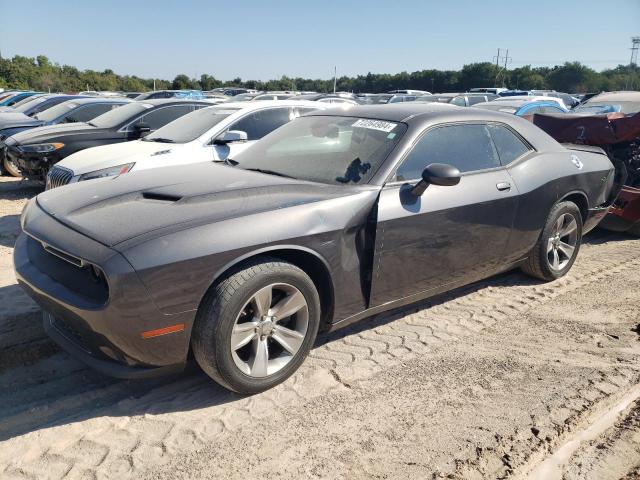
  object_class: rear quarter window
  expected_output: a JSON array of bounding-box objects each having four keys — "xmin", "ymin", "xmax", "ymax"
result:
[{"xmin": 487, "ymin": 124, "xmax": 531, "ymax": 165}]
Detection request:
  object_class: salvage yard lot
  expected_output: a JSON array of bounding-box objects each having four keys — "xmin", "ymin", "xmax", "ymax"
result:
[{"xmin": 1, "ymin": 176, "xmax": 639, "ymax": 479}]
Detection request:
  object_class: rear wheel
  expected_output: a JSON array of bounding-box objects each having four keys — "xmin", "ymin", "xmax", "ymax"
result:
[
  {"xmin": 192, "ymin": 258, "xmax": 320, "ymax": 394},
  {"xmin": 3, "ymin": 157, "xmax": 21, "ymax": 177},
  {"xmin": 521, "ymin": 201, "xmax": 582, "ymax": 281}
]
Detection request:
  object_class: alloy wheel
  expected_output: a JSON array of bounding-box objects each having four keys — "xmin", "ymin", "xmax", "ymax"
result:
[
  {"xmin": 547, "ymin": 212, "xmax": 578, "ymax": 271},
  {"xmin": 230, "ymin": 283, "xmax": 309, "ymax": 378}
]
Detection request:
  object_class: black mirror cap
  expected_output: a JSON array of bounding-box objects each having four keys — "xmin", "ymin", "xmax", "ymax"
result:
[
  {"xmin": 422, "ymin": 163, "xmax": 461, "ymax": 187},
  {"xmin": 134, "ymin": 123, "xmax": 151, "ymax": 137}
]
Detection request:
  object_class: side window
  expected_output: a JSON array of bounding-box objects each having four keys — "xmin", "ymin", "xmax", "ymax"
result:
[
  {"xmin": 467, "ymin": 96, "xmax": 485, "ymax": 106},
  {"xmin": 31, "ymin": 98, "xmax": 66, "ymax": 115},
  {"xmin": 487, "ymin": 124, "xmax": 530, "ymax": 165},
  {"xmin": 133, "ymin": 105, "xmax": 193, "ymax": 130},
  {"xmin": 65, "ymin": 103, "xmax": 116, "ymax": 123},
  {"xmin": 228, "ymin": 108, "xmax": 293, "ymax": 140},
  {"xmin": 396, "ymin": 124, "xmax": 500, "ymax": 181},
  {"xmin": 451, "ymin": 96, "xmax": 467, "ymax": 106}
]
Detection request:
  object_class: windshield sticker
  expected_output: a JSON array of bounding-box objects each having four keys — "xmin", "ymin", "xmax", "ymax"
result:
[{"xmin": 352, "ymin": 119, "xmax": 397, "ymax": 132}]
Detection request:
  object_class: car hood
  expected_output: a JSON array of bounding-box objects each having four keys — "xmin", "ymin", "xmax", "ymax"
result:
[
  {"xmin": 0, "ymin": 112, "xmax": 42, "ymax": 130},
  {"xmin": 56, "ymin": 139, "xmax": 182, "ymax": 175},
  {"xmin": 35, "ymin": 162, "xmax": 373, "ymax": 247},
  {"xmin": 7, "ymin": 122, "xmax": 105, "ymax": 145}
]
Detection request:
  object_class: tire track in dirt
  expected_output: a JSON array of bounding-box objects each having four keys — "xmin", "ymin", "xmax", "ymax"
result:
[{"xmin": 1, "ymin": 234, "xmax": 639, "ymax": 479}]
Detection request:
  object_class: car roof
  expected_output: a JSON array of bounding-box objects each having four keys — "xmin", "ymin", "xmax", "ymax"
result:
[
  {"xmin": 62, "ymin": 97, "xmax": 132, "ymax": 105},
  {"xmin": 134, "ymin": 98, "xmax": 212, "ymax": 106},
  {"xmin": 586, "ymin": 91, "xmax": 640, "ymax": 103},
  {"xmin": 308, "ymin": 103, "xmax": 464, "ymax": 122},
  {"xmin": 217, "ymin": 99, "xmax": 329, "ymax": 110}
]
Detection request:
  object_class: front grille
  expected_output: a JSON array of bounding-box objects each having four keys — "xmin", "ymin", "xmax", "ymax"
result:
[{"xmin": 46, "ymin": 166, "xmax": 74, "ymax": 190}]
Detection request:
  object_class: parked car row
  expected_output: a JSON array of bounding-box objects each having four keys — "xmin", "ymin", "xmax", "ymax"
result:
[{"xmin": 10, "ymin": 89, "xmax": 624, "ymax": 394}]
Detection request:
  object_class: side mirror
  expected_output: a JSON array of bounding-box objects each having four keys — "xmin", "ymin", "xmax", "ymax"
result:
[
  {"xmin": 411, "ymin": 163, "xmax": 461, "ymax": 196},
  {"xmin": 214, "ymin": 130, "xmax": 248, "ymax": 144},
  {"xmin": 134, "ymin": 122, "xmax": 151, "ymax": 138}
]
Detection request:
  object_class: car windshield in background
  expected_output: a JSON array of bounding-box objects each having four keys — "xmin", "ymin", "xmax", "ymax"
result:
[
  {"xmin": 89, "ymin": 102, "xmax": 151, "ymax": 128},
  {"xmin": 232, "ymin": 116, "xmax": 407, "ymax": 185},
  {"xmin": 571, "ymin": 104, "xmax": 620, "ymax": 115},
  {"xmin": 34, "ymin": 101, "xmax": 80, "ymax": 122},
  {"xmin": 581, "ymin": 101, "xmax": 640, "ymax": 114},
  {"xmin": 144, "ymin": 106, "xmax": 238, "ymax": 143},
  {"xmin": 12, "ymin": 95, "xmax": 42, "ymax": 110}
]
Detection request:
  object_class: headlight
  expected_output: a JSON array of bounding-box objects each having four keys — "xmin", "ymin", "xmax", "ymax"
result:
[
  {"xmin": 78, "ymin": 163, "xmax": 135, "ymax": 182},
  {"xmin": 18, "ymin": 143, "xmax": 65, "ymax": 153},
  {"xmin": 20, "ymin": 198, "xmax": 35, "ymax": 230}
]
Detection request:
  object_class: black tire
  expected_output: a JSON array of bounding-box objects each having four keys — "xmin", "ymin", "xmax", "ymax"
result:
[
  {"xmin": 521, "ymin": 201, "xmax": 583, "ymax": 281},
  {"xmin": 192, "ymin": 257, "xmax": 321, "ymax": 394},
  {"xmin": 3, "ymin": 157, "xmax": 21, "ymax": 177}
]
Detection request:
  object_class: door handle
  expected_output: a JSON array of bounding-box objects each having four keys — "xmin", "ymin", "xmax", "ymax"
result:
[{"xmin": 496, "ymin": 182, "xmax": 511, "ymax": 191}]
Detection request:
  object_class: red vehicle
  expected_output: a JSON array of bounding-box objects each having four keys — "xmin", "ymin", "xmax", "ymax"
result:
[{"xmin": 525, "ymin": 111, "xmax": 640, "ymax": 235}]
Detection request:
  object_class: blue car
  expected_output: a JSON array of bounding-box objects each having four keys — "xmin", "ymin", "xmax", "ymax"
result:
[
  {"xmin": 134, "ymin": 90, "xmax": 205, "ymax": 100},
  {"xmin": 0, "ymin": 91, "xmax": 40, "ymax": 107},
  {"xmin": 472, "ymin": 99, "xmax": 568, "ymax": 116}
]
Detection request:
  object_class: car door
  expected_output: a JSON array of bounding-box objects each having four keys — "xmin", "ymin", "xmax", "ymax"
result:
[
  {"xmin": 369, "ymin": 122, "xmax": 520, "ymax": 307},
  {"xmin": 211, "ymin": 107, "xmax": 294, "ymax": 161}
]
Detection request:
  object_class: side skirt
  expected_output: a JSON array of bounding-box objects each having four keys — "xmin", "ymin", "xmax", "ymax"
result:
[{"xmin": 327, "ymin": 258, "xmax": 526, "ymax": 333}]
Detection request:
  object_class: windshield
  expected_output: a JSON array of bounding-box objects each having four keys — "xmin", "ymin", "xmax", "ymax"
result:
[
  {"xmin": 232, "ymin": 115, "xmax": 407, "ymax": 185},
  {"xmin": 35, "ymin": 100, "xmax": 80, "ymax": 121},
  {"xmin": 144, "ymin": 106, "xmax": 238, "ymax": 143},
  {"xmin": 580, "ymin": 101, "xmax": 640, "ymax": 114},
  {"xmin": 89, "ymin": 102, "xmax": 149, "ymax": 128}
]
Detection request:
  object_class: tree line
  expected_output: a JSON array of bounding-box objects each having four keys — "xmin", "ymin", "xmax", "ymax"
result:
[{"xmin": 1, "ymin": 54, "xmax": 638, "ymax": 94}]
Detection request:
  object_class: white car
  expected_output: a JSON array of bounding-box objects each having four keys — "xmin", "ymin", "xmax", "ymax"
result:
[
  {"xmin": 491, "ymin": 95, "xmax": 569, "ymax": 109},
  {"xmin": 49, "ymin": 100, "xmax": 331, "ymax": 187}
]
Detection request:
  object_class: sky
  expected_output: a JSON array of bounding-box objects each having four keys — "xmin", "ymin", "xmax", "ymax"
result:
[{"xmin": 1, "ymin": 0, "xmax": 639, "ymax": 81}]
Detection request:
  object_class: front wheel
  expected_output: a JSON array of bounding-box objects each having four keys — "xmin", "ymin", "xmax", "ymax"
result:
[
  {"xmin": 521, "ymin": 201, "xmax": 583, "ymax": 281},
  {"xmin": 3, "ymin": 157, "xmax": 21, "ymax": 177},
  {"xmin": 192, "ymin": 258, "xmax": 321, "ymax": 394}
]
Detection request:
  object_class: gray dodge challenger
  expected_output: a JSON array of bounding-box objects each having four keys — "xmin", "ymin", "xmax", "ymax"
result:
[{"xmin": 14, "ymin": 104, "xmax": 617, "ymax": 393}]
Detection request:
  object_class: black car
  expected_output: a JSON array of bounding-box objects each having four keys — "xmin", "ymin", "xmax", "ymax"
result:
[
  {"xmin": 4, "ymin": 99, "xmax": 212, "ymax": 180},
  {"xmin": 15, "ymin": 104, "xmax": 615, "ymax": 394}
]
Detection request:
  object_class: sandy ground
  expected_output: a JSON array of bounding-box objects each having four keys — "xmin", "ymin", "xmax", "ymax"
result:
[{"xmin": 1, "ymin": 175, "xmax": 639, "ymax": 479}]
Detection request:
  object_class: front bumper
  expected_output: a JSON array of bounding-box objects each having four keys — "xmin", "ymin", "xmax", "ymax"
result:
[
  {"xmin": 14, "ymin": 201, "xmax": 195, "ymax": 377},
  {"xmin": 8, "ymin": 147, "xmax": 53, "ymax": 179}
]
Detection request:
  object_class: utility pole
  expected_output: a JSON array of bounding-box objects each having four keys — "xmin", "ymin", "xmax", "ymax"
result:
[
  {"xmin": 333, "ymin": 66, "xmax": 337, "ymax": 93},
  {"xmin": 493, "ymin": 48, "xmax": 512, "ymax": 87},
  {"xmin": 627, "ymin": 37, "xmax": 640, "ymax": 90},
  {"xmin": 493, "ymin": 48, "xmax": 501, "ymax": 68}
]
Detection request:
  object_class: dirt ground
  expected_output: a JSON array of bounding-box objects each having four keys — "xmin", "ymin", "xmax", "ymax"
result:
[{"xmin": 1, "ymin": 175, "xmax": 639, "ymax": 479}]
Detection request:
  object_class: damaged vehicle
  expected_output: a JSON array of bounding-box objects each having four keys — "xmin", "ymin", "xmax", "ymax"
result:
[
  {"xmin": 526, "ymin": 111, "xmax": 640, "ymax": 235},
  {"xmin": 15, "ymin": 104, "xmax": 615, "ymax": 394}
]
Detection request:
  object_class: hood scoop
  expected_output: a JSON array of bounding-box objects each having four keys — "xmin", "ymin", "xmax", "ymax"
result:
[{"xmin": 142, "ymin": 191, "xmax": 182, "ymax": 202}]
